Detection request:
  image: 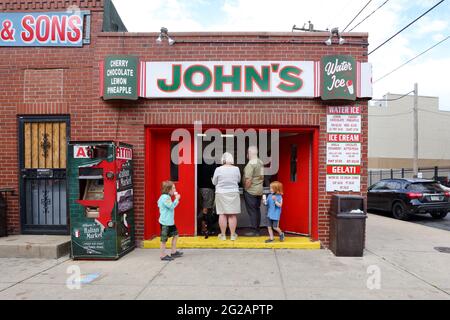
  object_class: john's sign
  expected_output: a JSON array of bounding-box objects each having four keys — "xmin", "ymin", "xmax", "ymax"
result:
[
  {"xmin": 101, "ymin": 57, "xmax": 372, "ymax": 100},
  {"xmin": 140, "ymin": 61, "xmax": 319, "ymax": 98}
]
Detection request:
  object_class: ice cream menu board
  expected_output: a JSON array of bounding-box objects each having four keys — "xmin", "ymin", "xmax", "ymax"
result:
[{"xmin": 326, "ymin": 106, "xmax": 362, "ymax": 192}]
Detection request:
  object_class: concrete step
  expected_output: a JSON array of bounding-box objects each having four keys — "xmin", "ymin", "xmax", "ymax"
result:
[
  {"xmin": 0, "ymin": 235, "xmax": 71, "ymax": 259},
  {"xmin": 143, "ymin": 236, "xmax": 321, "ymax": 249}
]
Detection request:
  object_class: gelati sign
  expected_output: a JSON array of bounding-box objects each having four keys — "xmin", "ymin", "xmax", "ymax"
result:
[
  {"xmin": 102, "ymin": 56, "xmax": 139, "ymax": 100},
  {"xmin": 321, "ymin": 55, "xmax": 357, "ymax": 101},
  {"xmin": 0, "ymin": 11, "xmax": 89, "ymax": 47}
]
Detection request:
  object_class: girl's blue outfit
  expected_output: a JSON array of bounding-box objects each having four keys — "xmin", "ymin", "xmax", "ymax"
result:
[{"xmin": 266, "ymin": 194, "xmax": 282, "ymax": 228}]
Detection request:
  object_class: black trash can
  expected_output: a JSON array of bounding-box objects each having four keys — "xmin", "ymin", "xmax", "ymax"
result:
[
  {"xmin": 0, "ymin": 193, "xmax": 7, "ymax": 237},
  {"xmin": 329, "ymin": 195, "xmax": 366, "ymax": 257}
]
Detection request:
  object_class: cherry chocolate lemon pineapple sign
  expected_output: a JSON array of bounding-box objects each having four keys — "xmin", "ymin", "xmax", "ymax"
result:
[
  {"xmin": 321, "ymin": 55, "xmax": 356, "ymax": 101},
  {"xmin": 101, "ymin": 56, "xmax": 139, "ymax": 100}
]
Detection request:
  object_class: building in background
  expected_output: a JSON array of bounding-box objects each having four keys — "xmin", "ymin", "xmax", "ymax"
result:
[{"xmin": 369, "ymin": 93, "xmax": 450, "ymax": 169}]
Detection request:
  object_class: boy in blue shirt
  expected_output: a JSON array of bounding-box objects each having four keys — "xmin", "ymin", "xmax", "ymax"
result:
[
  {"xmin": 264, "ymin": 181, "xmax": 285, "ymax": 243},
  {"xmin": 158, "ymin": 181, "xmax": 183, "ymax": 261}
]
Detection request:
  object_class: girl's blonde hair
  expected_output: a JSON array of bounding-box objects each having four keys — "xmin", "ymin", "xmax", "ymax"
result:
[
  {"xmin": 270, "ymin": 181, "xmax": 284, "ymax": 195},
  {"xmin": 161, "ymin": 181, "xmax": 175, "ymax": 194}
]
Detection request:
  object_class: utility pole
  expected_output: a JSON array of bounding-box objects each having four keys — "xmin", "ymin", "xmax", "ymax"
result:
[{"xmin": 413, "ymin": 83, "xmax": 419, "ymax": 177}]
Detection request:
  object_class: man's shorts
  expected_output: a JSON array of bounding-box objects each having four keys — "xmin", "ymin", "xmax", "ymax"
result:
[
  {"xmin": 160, "ymin": 224, "xmax": 179, "ymax": 243},
  {"xmin": 268, "ymin": 219, "xmax": 280, "ymax": 229},
  {"xmin": 199, "ymin": 188, "xmax": 215, "ymax": 209}
]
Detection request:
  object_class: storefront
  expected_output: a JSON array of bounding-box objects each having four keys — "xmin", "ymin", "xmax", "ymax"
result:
[{"xmin": 0, "ymin": 0, "xmax": 371, "ymax": 247}]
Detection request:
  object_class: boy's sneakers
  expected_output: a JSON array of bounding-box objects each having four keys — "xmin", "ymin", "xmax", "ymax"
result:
[
  {"xmin": 171, "ymin": 251, "xmax": 184, "ymax": 258},
  {"xmin": 279, "ymin": 233, "xmax": 285, "ymax": 242},
  {"xmin": 265, "ymin": 239, "xmax": 274, "ymax": 243},
  {"xmin": 218, "ymin": 234, "xmax": 227, "ymax": 241},
  {"xmin": 230, "ymin": 234, "xmax": 238, "ymax": 241},
  {"xmin": 160, "ymin": 255, "xmax": 174, "ymax": 261}
]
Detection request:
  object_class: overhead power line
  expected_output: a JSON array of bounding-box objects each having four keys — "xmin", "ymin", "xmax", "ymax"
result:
[
  {"xmin": 349, "ymin": 0, "xmax": 390, "ymax": 32},
  {"xmin": 368, "ymin": 0, "xmax": 445, "ymax": 55},
  {"xmin": 371, "ymin": 90, "xmax": 414, "ymax": 101},
  {"xmin": 342, "ymin": 0, "xmax": 373, "ymax": 32},
  {"xmin": 374, "ymin": 35, "xmax": 450, "ymax": 83}
]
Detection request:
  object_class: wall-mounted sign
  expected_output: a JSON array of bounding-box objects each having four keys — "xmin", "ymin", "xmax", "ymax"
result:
[
  {"xmin": 326, "ymin": 106, "xmax": 362, "ymax": 192},
  {"xmin": 321, "ymin": 55, "xmax": 356, "ymax": 101},
  {"xmin": 327, "ymin": 114, "xmax": 362, "ymax": 134},
  {"xmin": 99, "ymin": 59, "xmax": 373, "ymax": 100},
  {"xmin": 326, "ymin": 143, "xmax": 361, "ymax": 165},
  {"xmin": 326, "ymin": 175, "xmax": 361, "ymax": 192},
  {"xmin": 0, "ymin": 11, "xmax": 90, "ymax": 47},
  {"xmin": 140, "ymin": 61, "xmax": 318, "ymax": 98},
  {"xmin": 101, "ymin": 56, "xmax": 139, "ymax": 100}
]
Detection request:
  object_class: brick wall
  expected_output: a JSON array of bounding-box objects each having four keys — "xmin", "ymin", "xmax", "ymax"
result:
[
  {"xmin": 93, "ymin": 32, "xmax": 369, "ymax": 246},
  {"xmin": 0, "ymin": 1, "xmax": 369, "ymax": 247},
  {"xmin": 0, "ymin": 0, "xmax": 103, "ymax": 234}
]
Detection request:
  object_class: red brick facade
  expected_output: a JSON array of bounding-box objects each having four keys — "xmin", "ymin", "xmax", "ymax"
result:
[{"xmin": 0, "ymin": 0, "xmax": 369, "ymax": 247}]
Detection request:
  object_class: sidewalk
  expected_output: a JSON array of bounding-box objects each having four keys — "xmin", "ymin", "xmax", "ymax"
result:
[{"xmin": 0, "ymin": 214, "xmax": 449, "ymax": 300}]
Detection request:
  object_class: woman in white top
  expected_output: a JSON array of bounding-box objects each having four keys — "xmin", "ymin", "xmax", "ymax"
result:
[{"xmin": 212, "ymin": 152, "xmax": 241, "ymax": 241}]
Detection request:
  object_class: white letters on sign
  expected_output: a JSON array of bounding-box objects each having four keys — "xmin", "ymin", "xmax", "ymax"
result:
[{"xmin": 116, "ymin": 147, "xmax": 133, "ymax": 160}]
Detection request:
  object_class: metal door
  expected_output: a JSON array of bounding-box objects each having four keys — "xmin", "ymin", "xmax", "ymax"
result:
[
  {"xmin": 147, "ymin": 129, "xmax": 195, "ymax": 238},
  {"xmin": 277, "ymin": 133, "xmax": 311, "ymax": 235},
  {"xmin": 19, "ymin": 116, "xmax": 70, "ymax": 235}
]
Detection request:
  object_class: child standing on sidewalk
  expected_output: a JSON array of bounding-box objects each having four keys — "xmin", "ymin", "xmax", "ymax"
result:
[
  {"xmin": 264, "ymin": 181, "xmax": 285, "ymax": 243},
  {"xmin": 158, "ymin": 181, "xmax": 183, "ymax": 261}
]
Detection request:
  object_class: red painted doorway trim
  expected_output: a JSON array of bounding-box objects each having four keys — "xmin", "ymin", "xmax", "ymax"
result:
[{"xmin": 144, "ymin": 126, "xmax": 319, "ymax": 241}]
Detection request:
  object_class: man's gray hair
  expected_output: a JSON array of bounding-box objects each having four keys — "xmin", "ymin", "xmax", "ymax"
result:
[
  {"xmin": 221, "ymin": 152, "xmax": 234, "ymax": 165},
  {"xmin": 248, "ymin": 145, "xmax": 258, "ymax": 158}
]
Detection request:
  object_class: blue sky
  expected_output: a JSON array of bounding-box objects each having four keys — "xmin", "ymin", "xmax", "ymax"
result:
[{"xmin": 112, "ymin": 0, "xmax": 450, "ymax": 109}]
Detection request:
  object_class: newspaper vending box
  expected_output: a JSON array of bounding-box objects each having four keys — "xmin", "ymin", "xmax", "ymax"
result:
[{"xmin": 68, "ymin": 141, "xmax": 135, "ymax": 260}]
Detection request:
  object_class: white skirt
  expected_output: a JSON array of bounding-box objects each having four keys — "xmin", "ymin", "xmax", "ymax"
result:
[{"xmin": 215, "ymin": 192, "xmax": 241, "ymax": 215}]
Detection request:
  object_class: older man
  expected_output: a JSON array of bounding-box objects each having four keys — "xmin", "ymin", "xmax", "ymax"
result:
[{"xmin": 243, "ymin": 146, "xmax": 264, "ymax": 236}]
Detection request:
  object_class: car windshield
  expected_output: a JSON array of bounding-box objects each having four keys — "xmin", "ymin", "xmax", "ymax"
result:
[{"xmin": 407, "ymin": 182, "xmax": 443, "ymax": 193}]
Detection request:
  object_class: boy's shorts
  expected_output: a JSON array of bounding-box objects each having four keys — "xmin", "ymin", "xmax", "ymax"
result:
[
  {"xmin": 160, "ymin": 224, "xmax": 179, "ymax": 243},
  {"xmin": 268, "ymin": 219, "xmax": 280, "ymax": 229}
]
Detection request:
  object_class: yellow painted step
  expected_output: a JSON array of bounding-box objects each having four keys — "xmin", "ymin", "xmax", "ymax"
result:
[{"xmin": 143, "ymin": 236, "xmax": 321, "ymax": 250}]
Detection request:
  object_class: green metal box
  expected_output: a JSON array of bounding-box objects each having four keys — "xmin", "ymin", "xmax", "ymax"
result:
[{"xmin": 68, "ymin": 141, "xmax": 135, "ymax": 260}]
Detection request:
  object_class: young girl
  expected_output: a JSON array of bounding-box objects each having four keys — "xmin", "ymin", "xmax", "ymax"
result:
[
  {"xmin": 264, "ymin": 181, "xmax": 285, "ymax": 243},
  {"xmin": 158, "ymin": 181, "xmax": 183, "ymax": 261}
]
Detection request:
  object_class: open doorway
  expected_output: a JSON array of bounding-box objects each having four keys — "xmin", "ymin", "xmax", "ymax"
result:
[
  {"xmin": 145, "ymin": 127, "xmax": 315, "ymax": 240},
  {"xmin": 195, "ymin": 129, "xmax": 312, "ymax": 237}
]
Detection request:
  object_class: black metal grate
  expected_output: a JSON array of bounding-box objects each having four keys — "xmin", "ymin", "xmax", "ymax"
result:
[{"xmin": 434, "ymin": 247, "xmax": 450, "ymax": 254}]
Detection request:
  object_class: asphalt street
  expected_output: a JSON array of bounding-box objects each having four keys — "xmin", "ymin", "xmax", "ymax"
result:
[{"xmin": 369, "ymin": 211, "xmax": 450, "ymax": 232}]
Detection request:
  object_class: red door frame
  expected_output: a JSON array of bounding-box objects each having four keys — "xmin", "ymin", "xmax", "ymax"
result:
[{"xmin": 145, "ymin": 125, "xmax": 319, "ymax": 241}]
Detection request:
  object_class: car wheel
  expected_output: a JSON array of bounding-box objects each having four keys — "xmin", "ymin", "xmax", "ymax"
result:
[
  {"xmin": 392, "ymin": 202, "xmax": 410, "ymax": 220},
  {"xmin": 430, "ymin": 212, "xmax": 448, "ymax": 219}
]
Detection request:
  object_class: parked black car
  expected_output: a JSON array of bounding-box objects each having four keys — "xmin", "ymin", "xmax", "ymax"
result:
[{"xmin": 367, "ymin": 179, "xmax": 450, "ymax": 220}]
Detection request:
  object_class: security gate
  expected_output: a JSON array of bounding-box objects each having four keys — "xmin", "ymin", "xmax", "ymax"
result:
[{"xmin": 19, "ymin": 116, "xmax": 70, "ymax": 235}]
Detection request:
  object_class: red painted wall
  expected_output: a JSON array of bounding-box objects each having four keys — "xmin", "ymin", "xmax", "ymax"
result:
[{"xmin": 0, "ymin": 0, "xmax": 369, "ymax": 247}]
